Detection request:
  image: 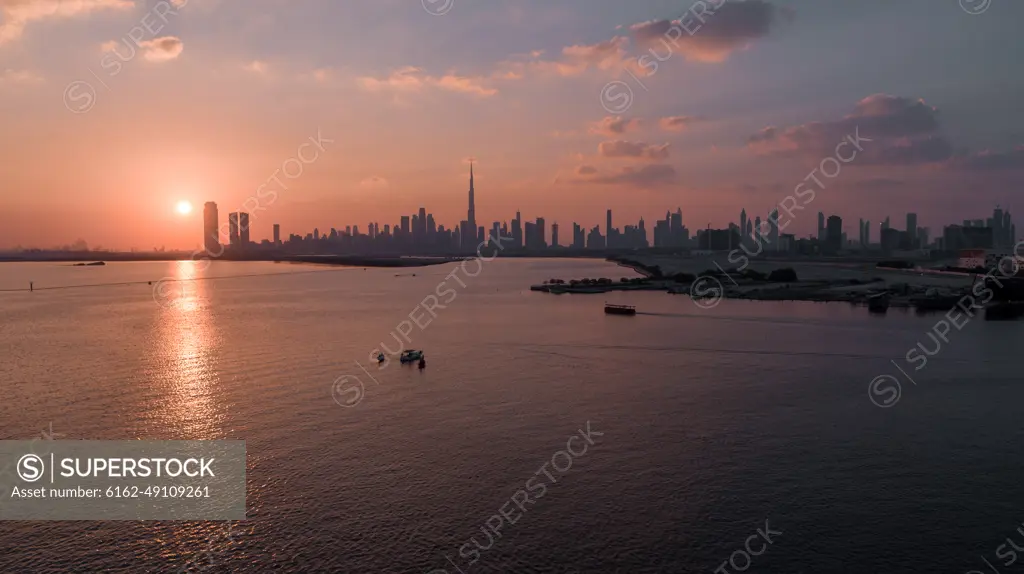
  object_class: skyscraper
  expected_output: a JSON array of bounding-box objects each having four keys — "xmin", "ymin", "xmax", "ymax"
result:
[
  {"xmin": 468, "ymin": 162, "xmax": 476, "ymax": 230},
  {"xmin": 817, "ymin": 212, "xmax": 825, "ymax": 241},
  {"xmin": 524, "ymin": 221, "xmax": 536, "ymax": 249},
  {"xmin": 826, "ymin": 215, "xmax": 843, "ymax": 254},
  {"xmin": 239, "ymin": 212, "xmax": 250, "ymax": 246},
  {"xmin": 273, "ymin": 223, "xmax": 281, "ymax": 245},
  {"xmin": 203, "ymin": 202, "xmax": 220, "ymax": 254},
  {"xmin": 536, "ymin": 217, "xmax": 546, "ymax": 248},
  {"xmin": 740, "ymin": 209, "xmax": 747, "ymax": 246},
  {"xmin": 462, "ymin": 162, "xmax": 477, "ymax": 250},
  {"xmin": 512, "ymin": 211, "xmax": 523, "ymax": 249},
  {"xmin": 768, "ymin": 208, "xmax": 779, "ymax": 250},
  {"xmin": 670, "ymin": 208, "xmax": 683, "ymax": 247},
  {"xmin": 551, "ymin": 223, "xmax": 559, "ymax": 248},
  {"xmin": 416, "ymin": 207, "xmax": 427, "ymax": 245},
  {"xmin": 906, "ymin": 213, "xmax": 918, "ymax": 247},
  {"xmin": 228, "ymin": 213, "xmax": 240, "ymax": 247}
]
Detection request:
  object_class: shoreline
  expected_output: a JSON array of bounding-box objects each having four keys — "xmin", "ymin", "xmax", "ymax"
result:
[
  {"xmin": 528, "ymin": 256, "xmax": 1024, "ymax": 316},
  {"xmin": 0, "ymin": 254, "xmax": 463, "ymax": 268}
]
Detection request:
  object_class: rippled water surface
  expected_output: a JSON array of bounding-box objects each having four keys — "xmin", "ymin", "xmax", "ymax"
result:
[{"xmin": 1, "ymin": 258, "xmax": 1022, "ymax": 573}]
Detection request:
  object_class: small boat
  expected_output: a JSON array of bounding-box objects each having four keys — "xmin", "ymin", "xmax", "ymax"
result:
[
  {"xmin": 604, "ymin": 303, "xmax": 636, "ymax": 316},
  {"xmin": 400, "ymin": 350, "xmax": 424, "ymax": 363},
  {"xmin": 867, "ymin": 293, "xmax": 890, "ymax": 314},
  {"xmin": 910, "ymin": 294, "xmax": 961, "ymax": 313},
  {"xmin": 985, "ymin": 301, "xmax": 1024, "ymax": 321},
  {"xmin": 376, "ymin": 352, "xmax": 386, "ymax": 363}
]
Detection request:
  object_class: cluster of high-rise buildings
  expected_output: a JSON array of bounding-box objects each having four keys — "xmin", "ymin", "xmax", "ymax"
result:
[
  {"xmin": 199, "ymin": 166, "xmax": 1015, "ymax": 257},
  {"xmin": 199, "ymin": 165, "xmax": 685, "ymax": 256}
]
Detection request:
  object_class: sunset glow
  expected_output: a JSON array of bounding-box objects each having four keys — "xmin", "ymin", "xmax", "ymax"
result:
[
  {"xmin": 176, "ymin": 201, "xmax": 193, "ymax": 216},
  {"xmin": 0, "ymin": 0, "xmax": 1020, "ymax": 252}
]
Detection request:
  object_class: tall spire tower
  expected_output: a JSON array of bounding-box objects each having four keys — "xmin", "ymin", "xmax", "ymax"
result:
[{"xmin": 468, "ymin": 160, "xmax": 476, "ymax": 231}]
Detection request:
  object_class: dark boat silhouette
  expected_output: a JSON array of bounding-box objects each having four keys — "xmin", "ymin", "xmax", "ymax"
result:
[
  {"xmin": 867, "ymin": 293, "xmax": 890, "ymax": 314},
  {"xmin": 604, "ymin": 303, "xmax": 636, "ymax": 316}
]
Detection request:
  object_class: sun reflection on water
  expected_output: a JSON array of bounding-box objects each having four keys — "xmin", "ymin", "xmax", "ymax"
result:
[{"xmin": 154, "ymin": 261, "xmax": 225, "ymax": 438}]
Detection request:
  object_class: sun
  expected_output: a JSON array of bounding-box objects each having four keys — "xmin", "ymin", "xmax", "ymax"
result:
[{"xmin": 175, "ymin": 200, "xmax": 193, "ymax": 215}]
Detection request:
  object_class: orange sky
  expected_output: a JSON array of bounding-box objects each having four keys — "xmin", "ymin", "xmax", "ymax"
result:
[{"xmin": 1, "ymin": 0, "xmax": 1023, "ymax": 250}]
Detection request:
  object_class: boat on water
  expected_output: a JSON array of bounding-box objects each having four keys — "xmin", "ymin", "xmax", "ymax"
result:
[
  {"xmin": 867, "ymin": 293, "xmax": 890, "ymax": 313},
  {"xmin": 400, "ymin": 350, "xmax": 424, "ymax": 363},
  {"xmin": 985, "ymin": 301, "xmax": 1024, "ymax": 321},
  {"xmin": 604, "ymin": 303, "xmax": 636, "ymax": 316},
  {"xmin": 910, "ymin": 289, "xmax": 962, "ymax": 313}
]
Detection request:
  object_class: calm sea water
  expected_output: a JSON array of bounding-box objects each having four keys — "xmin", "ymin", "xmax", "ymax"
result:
[{"xmin": 1, "ymin": 258, "xmax": 1022, "ymax": 573}]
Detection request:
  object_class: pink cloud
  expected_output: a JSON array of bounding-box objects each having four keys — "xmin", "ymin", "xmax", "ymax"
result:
[
  {"xmin": 599, "ymin": 140, "xmax": 671, "ymax": 161},
  {"xmin": 357, "ymin": 67, "xmax": 497, "ymax": 97}
]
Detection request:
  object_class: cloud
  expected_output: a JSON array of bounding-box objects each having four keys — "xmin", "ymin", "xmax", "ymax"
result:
[
  {"xmin": 497, "ymin": 1, "xmax": 790, "ymax": 81},
  {"xmin": 357, "ymin": 66, "xmax": 497, "ymax": 97},
  {"xmin": 659, "ymin": 115, "xmax": 700, "ymax": 132},
  {"xmin": 630, "ymin": 0, "xmax": 792, "ymax": 63},
  {"xmin": 139, "ymin": 36, "xmax": 182, "ymax": 62},
  {"xmin": 747, "ymin": 94, "xmax": 954, "ymax": 165},
  {"xmin": 0, "ymin": 0, "xmax": 133, "ymax": 44},
  {"xmin": 359, "ymin": 176, "xmax": 389, "ymax": 189},
  {"xmin": 0, "ymin": 68, "xmax": 42, "ymax": 83},
  {"xmin": 948, "ymin": 146, "xmax": 1024, "ymax": 171},
  {"xmin": 377, "ymin": 2, "xmax": 789, "ymax": 98},
  {"xmin": 598, "ymin": 140, "xmax": 671, "ymax": 160},
  {"xmin": 589, "ymin": 116, "xmax": 641, "ymax": 136},
  {"xmin": 576, "ymin": 164, "xmax": 678, "ymax": 188},
  {"xmin": 501, "ymin": 37, "xmax": 632, "ymax": 79},
  {"xmin": 549, "ymin": 129, "xmax": 581, "ymax": 139},
  {"xmin": 576, "ymin": 165, "xmax": 598, "ymax": 175}
]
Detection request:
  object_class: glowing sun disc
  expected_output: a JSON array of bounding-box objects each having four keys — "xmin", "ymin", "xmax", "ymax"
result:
[{"xmin": 176, "ymin": 201, "xmax": 193, "ymax": 215}]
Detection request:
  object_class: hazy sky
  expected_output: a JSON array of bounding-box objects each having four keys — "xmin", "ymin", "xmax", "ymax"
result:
[{"xmin": 1, "ymin": 0, "xmax": 1022, "ymax": 249}]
